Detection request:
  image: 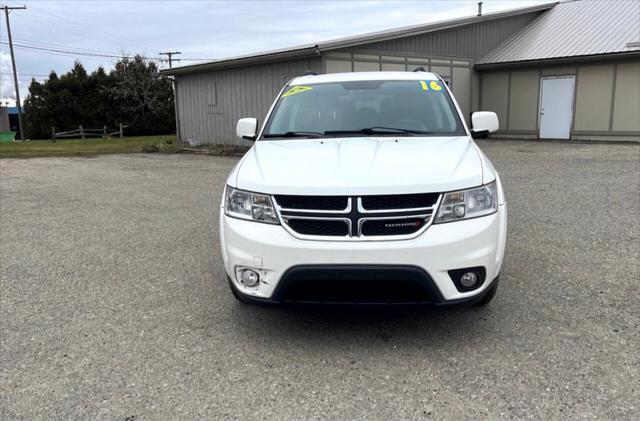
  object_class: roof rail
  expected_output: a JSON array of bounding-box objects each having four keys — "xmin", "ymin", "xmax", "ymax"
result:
[{"xmin": 304, "ymin": 70, "xmax": 317, "ymax": 76}]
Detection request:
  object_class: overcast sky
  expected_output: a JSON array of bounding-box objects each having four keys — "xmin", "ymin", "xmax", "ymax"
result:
[{"xmin": 0, "ymin": 0, "xmax": 550, "ymax": 105}]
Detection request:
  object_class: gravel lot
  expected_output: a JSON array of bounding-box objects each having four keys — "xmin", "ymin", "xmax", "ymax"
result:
[{"xmin": 1, "ymin": 140, "xmax": 639, "ymax": 420}]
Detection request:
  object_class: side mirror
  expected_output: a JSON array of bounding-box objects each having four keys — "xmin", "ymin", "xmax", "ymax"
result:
[
  {"xmin": 236, "ymin": 117, "xmax": 258, "ymax": 141},
  {"xmin": 471, "ymin": 111, "xmax": 499, "ymax": 138}
]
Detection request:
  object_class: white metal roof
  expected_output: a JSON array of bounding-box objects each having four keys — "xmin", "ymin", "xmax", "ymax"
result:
[
  {"xmin": 479, "ymin": 0, "xmax": 640, "ymax": 65},
  {"xmin": 290, "ymin": 71, "xmax": 439, "ymax": 85}
]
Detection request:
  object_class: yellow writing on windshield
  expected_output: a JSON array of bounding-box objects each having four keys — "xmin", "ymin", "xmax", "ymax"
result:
[
  {"xmin": 282, "ymin": 86, "xmax": 313, "ymax": 97},
  {"xmin": 420, "ymin": 80, "xmax": 443, "ymax": 91}
]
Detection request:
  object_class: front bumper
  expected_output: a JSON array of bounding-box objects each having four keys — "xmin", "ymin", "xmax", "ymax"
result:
[{"xmin": 220, "ymin": 203, "xmax": 507, "ymax": 303}]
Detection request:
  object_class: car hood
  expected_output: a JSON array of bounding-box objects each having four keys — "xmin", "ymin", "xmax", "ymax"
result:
[{"xmin": 233, "ymin": 136, "xmax": 484, "ymax": 195}]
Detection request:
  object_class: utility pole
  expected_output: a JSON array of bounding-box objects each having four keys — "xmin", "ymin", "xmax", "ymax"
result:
[
  {"xmin": 1, "ymin": 4, "xmax": 27, "ymax": 140},
  {"xmin": 160, "ymin": 51, "xmax": 181, "ymax": 142},
  {"xmin": 159, "ymin": 51, "xmax": 181, "ymax": 68}
]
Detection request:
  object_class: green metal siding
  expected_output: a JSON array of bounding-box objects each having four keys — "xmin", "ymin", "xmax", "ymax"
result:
[{"xmin": 480, "ymin": 59, "xmax": 640, "ymax": 141}]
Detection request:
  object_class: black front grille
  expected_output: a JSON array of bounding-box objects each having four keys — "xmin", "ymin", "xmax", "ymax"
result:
[
  {"xmin": 277, "ymin": 192, "xmax": 440, "ymax": 239},
  {"xmin": 282, "ymin": 278, "xmax": 431, "ymax": 303},
  {"xmin": 275, "ymin": 195, "xmax": 347, "ymax": 210},
  {"xmin": 361, "ymin": 217, "xmax": 427, "ymax": 236},
  {"xmin": 278, "ymin": 265, "xmax": 437, "ymax": 304},
  {"xmin": 361, "ymin": 193, "xmax": 439, "ymax": 210},
  {"xmin": 286, "ymin": 218, "xmax": 348, "ymax": 236},
  {"xmin": 277, "ymin": 265, "xmax": 439, "ymax": 304}
]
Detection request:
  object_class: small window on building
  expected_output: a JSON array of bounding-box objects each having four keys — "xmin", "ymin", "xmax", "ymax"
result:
[
  {"xmin": 381, "ymin": 55, "xmax": 405, "ymax": 62},
  {"xmin": 353, "ymin": 61, "xmax": 380, "ymax": 72},
  {"xmin": 381, "ymin": 62, "xmax": 406, "ymax": 71},
  {"xmin": 353, "ymin": 53, "xmax": 379, "ymax": 60},
  {"xmin": 407, "ymin": 57, "xmax": 429, "ymax": 65},
  {"xmin": 207, "ymin": 81, "xmax": 217, "ymax": 106},
  {"xmin": 326, "ymin": 59, "xmax": 352, "ymax": 73},
  {"xmin": 326, "ymin": 52, "xmax": 351, "ymax": 59},
  {"xmin": 431, "ymin": 66, "xmax": 451, "ymax": 78}
]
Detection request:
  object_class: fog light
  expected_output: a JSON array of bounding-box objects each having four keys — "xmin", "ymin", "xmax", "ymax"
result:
[
  {"xmin": 240, "ymin": 269, "xmax": 260, "ymax": 287},
  {"xmin": 460, "ymin": 272, "xmax": 478, "ymax": 288}
]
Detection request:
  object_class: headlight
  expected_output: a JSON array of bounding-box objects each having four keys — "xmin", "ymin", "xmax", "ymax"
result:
[
  {"xmin": 224, "ymin": 186, "xmax": 279, "ymax": 224},
  {"xmin": 434, "ymin": 181, "xmax": 497, "ymax": 223}
]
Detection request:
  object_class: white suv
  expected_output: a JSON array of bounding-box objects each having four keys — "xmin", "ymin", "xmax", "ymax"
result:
[{"xmin": 220, "ymin": 71, "xmax": 507, "ymax": 306}]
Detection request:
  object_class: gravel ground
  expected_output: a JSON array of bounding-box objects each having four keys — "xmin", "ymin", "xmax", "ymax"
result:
[{"xmin": 1, "ymin": 140, "xmax": 639, "ymax": 420}]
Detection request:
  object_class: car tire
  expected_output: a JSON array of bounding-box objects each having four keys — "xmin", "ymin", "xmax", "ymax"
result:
[
  {"xmin": 474, "ymin": 276, "xmax": 499, "ymax": 306},
  {"xmin": 227, "ymin": 276, "xmax": 253, "ymax": 305}
]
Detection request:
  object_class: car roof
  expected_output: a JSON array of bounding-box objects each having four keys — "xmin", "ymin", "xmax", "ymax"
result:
[{"xmin": 290, "ymin": 71, "xmax": 440, "ymax": 85}]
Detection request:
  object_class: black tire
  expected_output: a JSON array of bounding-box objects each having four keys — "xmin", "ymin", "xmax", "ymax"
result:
[
  {"xmin": 227, "ymin": 276, "xmax": 253, "ymax": 305},
  {"xmin": 474, "ymin": 276, "xmax": 499, "ymax": 306}
]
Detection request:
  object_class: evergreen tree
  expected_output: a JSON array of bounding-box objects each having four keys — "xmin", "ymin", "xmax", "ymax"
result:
[{"xmin": 23, "ymin": 57, "xmax": 175, "ymax": 139}]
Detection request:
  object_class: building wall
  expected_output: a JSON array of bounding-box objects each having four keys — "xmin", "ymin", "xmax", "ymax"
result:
[
  {"xmin": 612, "ymin": 62, "xmax": 640, "ymax": 132},
  {"xmin": 175, "ymin": 57, "xmax": 322, "ymax": 145},
  {"xmin": 479, "ymin": 59, "xmax": 640, "ymax": 141},
  {"xmin": 173, "ymin": 10, "xmax": 545, "ymax": 145},
  {"xmin": 360, "ymin": 12, "xmax": 543, "ymax": 60},
  {"xmin": 480, "ymin": 72, "xmax": 510, "ymax": 129}
]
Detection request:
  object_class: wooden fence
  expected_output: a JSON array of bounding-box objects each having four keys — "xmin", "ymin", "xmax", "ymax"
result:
[{"xmin": 51, "ymin": 124, "xmax": 128, "ymax": 141}]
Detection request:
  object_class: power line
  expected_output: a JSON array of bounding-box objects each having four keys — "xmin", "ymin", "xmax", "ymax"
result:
[
  {"xmin": 0, "ymin": 35, "xmax": 136, "ymax": 57},
  {"xmin": 1, "ymin": 47, "xmax": 121, "ymax": 65},
  {"xmin": 0, "ymin": 38, "xmax": 118, "ymax": 62},
  {"xmin": 12, "ymin": 6, "xmax": 162, "ymax": 55},
  {"xmin": 0, "ymin": 7, "xmax": 223, "ymax": 76},
  {"xmin": 0, "ymin": 41, "xmax": 162, "ymax": 61},
  {"xmin": 1, "ymin": 38, "xmax": 219, "ymax": 64},
  {"xmin": 0, "ymin": 72, "xmax": 49, "ymax": 77},
  {"xmin": 0, "ymin": 76, "xmax": 45, "ymax": 81}
]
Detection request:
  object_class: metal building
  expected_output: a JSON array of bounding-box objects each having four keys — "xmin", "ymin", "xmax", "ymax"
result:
[{"xmin": 163, "ymin": 0, "xmax": 640, "ymax": 144}]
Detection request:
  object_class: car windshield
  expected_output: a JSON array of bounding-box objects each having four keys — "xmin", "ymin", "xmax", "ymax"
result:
[{"xmin": 262, "ymin": 79, "xmax": 465, "ymax": 139}]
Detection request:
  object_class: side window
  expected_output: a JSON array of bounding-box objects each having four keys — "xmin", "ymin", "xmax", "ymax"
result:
[
  {"xmin": 326, "ymin": 60, "xmax": 352, "ymax": 73},
  {"xmin": 207, "ymin": 81, "xmax": 217, "ymax": 106},
  {"xmin": 207, "ymin": 80, "xmax": 221, "ymax": 114},
  {"xmin": 353, "ymin": 61, "xmax": 380, "ymax": 72}
]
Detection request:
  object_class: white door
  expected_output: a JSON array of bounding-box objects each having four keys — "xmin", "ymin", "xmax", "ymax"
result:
[{"xmin": 539, "ymin": 76, "xmax": 575, "ymax": 139}]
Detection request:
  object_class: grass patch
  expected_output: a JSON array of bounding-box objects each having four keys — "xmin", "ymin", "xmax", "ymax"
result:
[{"xmin": 0, "ymin": 135, "xmax": 177, "ymax": 159}]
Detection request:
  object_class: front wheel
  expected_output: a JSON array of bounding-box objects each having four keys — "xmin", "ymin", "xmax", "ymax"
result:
[{"xmin": 474, "ymin": 276, "xmax": 499, "ymax": 306}]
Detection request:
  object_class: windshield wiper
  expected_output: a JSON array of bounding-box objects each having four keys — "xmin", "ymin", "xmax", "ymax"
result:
[
  {"xmin": 362, "ymin": 127, "xmax": 433, "ymax": 135},
  {"xmin": 263, "ymin": 131, "xmax": 324, "ymax": 138},
  {"xmin": 324, "ymin": 127, "xmax": 432, "ymax": 136}
]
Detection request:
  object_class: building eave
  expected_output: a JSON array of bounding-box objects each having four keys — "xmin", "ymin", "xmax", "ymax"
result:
[
  {"xmin": 475, "ymin": 51, "xmax": 640, "ymax": 71},
  {"xmin": 162, "ymin": 46, "xmax": 321, "ymax": 76}
]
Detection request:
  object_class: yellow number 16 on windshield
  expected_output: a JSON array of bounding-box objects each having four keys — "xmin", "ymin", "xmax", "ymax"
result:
[{"xmin": 420, "ymin": 80, "xmax": 443, "ymax": 91}]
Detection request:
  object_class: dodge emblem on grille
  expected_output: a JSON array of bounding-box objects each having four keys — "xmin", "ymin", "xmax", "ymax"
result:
[{"xmin": 384, "ymin": 220, "xmax": 423, "ymax": 228}]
